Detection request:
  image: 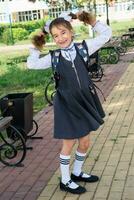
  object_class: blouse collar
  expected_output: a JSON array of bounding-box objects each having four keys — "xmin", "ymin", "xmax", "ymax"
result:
[
  {"xmin": 61, "ymin": 41, "xmax": 76, "ymax": 62},
  {"xmin": 61, "ymin": 41, "xmax": 75, "ymax": 52}
]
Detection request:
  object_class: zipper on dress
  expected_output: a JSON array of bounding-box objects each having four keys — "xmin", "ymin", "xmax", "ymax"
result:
[{"xmin": 72, "ymin": 62, "xmax": 81, "ymax": 89}]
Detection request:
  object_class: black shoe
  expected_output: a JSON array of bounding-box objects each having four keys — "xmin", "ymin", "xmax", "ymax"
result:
[
  {"xmin": 71, "ymin": 172, "xmax": 99, "ymax": 183},
  {"xmin": 60, "ymin": 180, "xmax": 86, "ymax": 194}
]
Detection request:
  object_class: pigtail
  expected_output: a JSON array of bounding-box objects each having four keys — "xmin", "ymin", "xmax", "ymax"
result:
[
  {"xmin": 31, "ymin": 31, "xmax": 48, "ymax": 50},
  {"xmin": 68, "ymin": 12, "xmax": 77, "ymax": 19},
  {"xmin": 77, "ymin": 11, "xmax": 96, "ymax": 25}
]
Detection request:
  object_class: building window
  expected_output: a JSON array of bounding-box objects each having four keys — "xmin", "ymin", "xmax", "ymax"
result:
[
  {"xmin": 18, "ymin": 10, "xmax": 41, "ymax": 22},
  {"xmin": 49, "ymin": 6, "xmax": 65, "ymax": 18},
  {"xmin": 0, "ymin": 13, "xmax": 6, "ymax": 22}
]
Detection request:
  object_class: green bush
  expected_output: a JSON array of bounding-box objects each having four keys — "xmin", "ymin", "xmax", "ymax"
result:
[
  {"xmin": 74, "ymin": 25, "xmax": 88, "ymax": 34},
  {"xmin": 1, "ymin": 29, "xmax": 11, "ymax": 45},
  {"xmin": 11, "ymin": 19, "xmax": 45, "ymax": 33},
  {"xmin": 12, "ymin": 28, "xmax": 29, "ymax": 41},
  {"xmin": 0, "ymin": 18, "xmax": 48, "ymax": 36},
  {"xmin": 2, "ymin": 28, "xmax": 29, "ymax": 44},
  {"xmin": 80, "ymin": 25, "xmax": 89, "ymax": 34},
  {"xmin": 0, "ymin": 18, "xmax": 49, "ymax": 44}
]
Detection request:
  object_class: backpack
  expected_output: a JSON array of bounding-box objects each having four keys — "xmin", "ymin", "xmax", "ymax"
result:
[
  {"xmin": 50, "ymin": 40, "xmax": 104, "ymax": 86},
  {"xmin": 45, "ymin": 41, "xmax": 105, "ymax": 105},
  {"xmin": 50, "ymin": 41, "xmax": 90, "ymax": 89}
]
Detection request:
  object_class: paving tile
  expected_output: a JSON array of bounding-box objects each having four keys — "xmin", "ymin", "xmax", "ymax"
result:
[
  {"xmin": 1, "ymin": 50, "xmax": 134, "ymax": 200},
  {"xmin": 108, "ymin": 192, "xmax": 122, "ymax": 200}
]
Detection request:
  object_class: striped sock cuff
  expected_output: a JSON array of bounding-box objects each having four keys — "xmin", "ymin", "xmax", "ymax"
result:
[
  {"xmin": 60, "ymin": 154, "xmax": 70, "ymax": 165},
  {"xmin": 75, "ymin": 151, "xmax": 86, "ymax": 161}
]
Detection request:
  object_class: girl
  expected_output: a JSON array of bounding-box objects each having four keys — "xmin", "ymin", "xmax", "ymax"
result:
[{"xmin": 27, "ymin": 11, "xmax": 112, "ymax": 194}]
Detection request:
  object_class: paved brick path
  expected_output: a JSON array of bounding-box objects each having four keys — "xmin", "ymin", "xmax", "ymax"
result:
[{"xmin": 0, "ymin": 49, "xmax": 134, "ymax": 200}]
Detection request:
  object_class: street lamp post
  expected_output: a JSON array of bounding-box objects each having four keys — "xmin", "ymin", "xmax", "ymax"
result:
[
  {"xmin": 8, "ymin": 13, "xmax": 14, "ymax": 45},
  {"xmin": 4, "ymin": 0, "xmax": 14, "ymax": 45},
  {"xmin": 93, "ymin": 0, "xmax": 97, "ymax": 16},
  {"xmin": 105, "ymin": 0, "xmax": 110, "ymax": 25}
]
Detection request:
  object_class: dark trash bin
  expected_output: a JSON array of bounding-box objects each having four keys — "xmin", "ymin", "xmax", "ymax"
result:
[{"xmin": 0, "ymin": 93, "xmax": 33, "ymax": 140}]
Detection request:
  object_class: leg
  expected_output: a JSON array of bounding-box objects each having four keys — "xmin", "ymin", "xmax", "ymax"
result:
[
  {"xmin": 78, "ymin": 134, "xmax": 90, "ymax": 153},
  {"xmin": 61, "ymin": 139, "xmax": 76, "ymax": 155},
  {"xmin": 71, "ymin": 133, "xmax": 99, "ymax": 182},
  {"xmin": 72, "ymin": 134, "xmax": 90, "ymax": 176},
  {"xmin": 59, "ymin": 139, "xmax": 86, "ymax": 194},
  {"xmin": 60, "ymin": 139, "xmax": 76, "ymax": 184}
]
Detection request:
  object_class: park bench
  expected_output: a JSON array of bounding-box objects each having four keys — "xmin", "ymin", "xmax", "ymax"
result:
[
  {"xmin": 0, "ymin": 93, "xmax": 40, "ymax": 141},
  {"xmin": 0, "ymin": 93, "xmax": 43, "ymax": 155},
  {"xmin": 121, "ymin": 28, "xmax": 134, "ymax": 42},
  {"xmin": 0, "ymin": 116, "xmax": 26, "ymax": 166},
  {"xmin": 87, "ymin": 50, "xmax": 104, "ymax": 82},
  {"xmin": 128, "ymin": 28, "xmax": 134, "ymax": 32},
  {"xmin": 99, "ymin": 37, "xmax": 127, "ymax": 64}
]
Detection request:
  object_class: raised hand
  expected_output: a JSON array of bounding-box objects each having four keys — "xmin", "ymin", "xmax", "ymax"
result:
[
  {"xmin": 31, "ymin": 32, "xmax": 46, "ymax": 50},
  {"xmin": 76, "ymin": 11, "xmax": 96, "ymax": 26}
]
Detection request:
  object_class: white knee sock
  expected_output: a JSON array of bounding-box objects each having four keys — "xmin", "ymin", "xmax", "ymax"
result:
[
  {"xmin": 60, "ymin": 154, "xmax": 78, "ymax": 189},
  {"xmin": 73, "ymin": 150, "xmax": 90, "ymax": 178}
]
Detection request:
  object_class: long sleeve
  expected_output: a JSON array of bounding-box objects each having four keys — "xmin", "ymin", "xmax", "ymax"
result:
[
  {"xmin": 27, "ymin": 47, "xmax": 51, "ymax": 69},
  {"xmin": 85, "ymin": 21, "xmax": 112, "ymax": 56}
]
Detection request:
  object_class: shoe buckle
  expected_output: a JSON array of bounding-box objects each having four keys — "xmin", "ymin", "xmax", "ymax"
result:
[{"xmin": 65, "ymin": 180, "xmax": 72, "ymax": 187}]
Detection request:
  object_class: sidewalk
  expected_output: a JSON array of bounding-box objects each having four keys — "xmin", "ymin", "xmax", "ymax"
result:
[
  {"xmin": 0, "ymin": 49, "xmax": 134, "ymax": 200},
  {"xmin": 0, "ymin": 43, "xmax": 55, "ymax": 53},
  {"xmin": 38, "ymin": 57, "xmax": 134, "ymax": 200}
]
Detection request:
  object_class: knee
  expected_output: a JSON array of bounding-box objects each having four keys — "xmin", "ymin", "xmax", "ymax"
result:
[
  {"xmin": 65, "ymin": 140, "xmax": 76, "ymax": 149},
  {"xmin": 78, "ymin": 140, "xmax": 90, "ymax": 152},
  {"xmin": 61, "ymin": 139, "xmax": 76, "ymax": 155}
]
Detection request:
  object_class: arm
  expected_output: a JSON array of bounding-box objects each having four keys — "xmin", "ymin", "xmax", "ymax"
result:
[
  {"xmin": 85, "ymin": 21, "xmax": 112, "ymax": 56},
  {"xmin": 76, "ymin": 11, "xmax": 112, "ymax": 56},
  {"xmin": 27, "ymin": 47, "xmax": 51, "ymax": 69}
]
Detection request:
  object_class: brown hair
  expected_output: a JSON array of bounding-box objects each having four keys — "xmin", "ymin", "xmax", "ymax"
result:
[
  {"xmin": 49, "ymin": 17, "xmax": 73, "ymax": 34},
  {"xmin": 77, "ymin": 11, "xmax": 94, "ymax": 25},
  {"xmin": 31, "ymin": 11, "xmax": 92, "ymax": 50},
  {"xmin": 31, "ymin": 34, "xmax": 46, "ymax": 50}
]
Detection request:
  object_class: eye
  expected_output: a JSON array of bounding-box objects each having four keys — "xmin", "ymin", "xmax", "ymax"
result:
[
  {"xmin": 62, "ymin": 31, "xmax": 66, "ymax": 35},
  {"xmin": 53, "ymin": 35, "xmax": 58, "ymax": 39}
]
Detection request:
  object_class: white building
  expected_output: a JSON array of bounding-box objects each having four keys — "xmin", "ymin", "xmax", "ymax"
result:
[
  {"xmin": 0, "ymin": 0, "xmax": 48, "ymax": 23},
  {"xmin": 91, "ymin": 0, "xmax": 134, "ymax": 21}
]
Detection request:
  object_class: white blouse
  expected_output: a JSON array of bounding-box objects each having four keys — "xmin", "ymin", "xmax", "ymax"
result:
[{"xmin": 27, "ymin": 21, "xmax": 112, "ymax": 69}]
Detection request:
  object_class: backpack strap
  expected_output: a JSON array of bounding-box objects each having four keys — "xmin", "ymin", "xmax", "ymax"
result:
[
  {"xmin": 49, "ymin": 44, "xmax": 105, "ymax": 100},
  {"xmin": 50, "ymin": 41, "xmax": 89, "ymax": 72},
  {"xmin": 74, "ymin": 40, "xmax": 90, "ymax": 70},
  {"xmin": 49, "ymin": 50, "xmax": 61, "ymax": 89},
  {"xmin": 50, "ymin": 50, "xmax": 61, "ymax": 73},
  {"xmin": 75, "ymin": 41, "xmax": 106, "ymax": 101}
]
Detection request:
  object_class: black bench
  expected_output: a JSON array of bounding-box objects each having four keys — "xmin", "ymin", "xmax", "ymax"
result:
[
  {"xmin": 0, "ymin": 116, "xmax": 26, "ymax": 166},
  {"xmin": 87, "ymin": 50, "xmax": 104, "ymax": 82},
  {"xmin": 99, "ymin": 37, "xmax": 127, "ymax": 64},
  {"xmin": 121, "ymin": 28, "xmax": 134, "ymax": 41},
  {"xmin": 128, "ymin": 28, "xmax": 134, "ymax": 32}
]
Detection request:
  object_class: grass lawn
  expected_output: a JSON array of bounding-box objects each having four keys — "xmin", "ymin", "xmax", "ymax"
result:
[
  {"xmin": 0, "ymin": 19, "xmax": 134, "ymax": 114},
  {"xmin": 111, "ymin": 20, "xmax": 134, "ymax": 36},
  {"xmin": 0, "ymin": 44, "xmax": 58, "ymax": 114},
  {"xmin": 0, "ymin": 62, "xmax": 53, "ymax": 114}
]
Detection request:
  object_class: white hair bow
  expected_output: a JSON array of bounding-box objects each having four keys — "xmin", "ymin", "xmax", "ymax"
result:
[
  {"xmin": 58, "ymin": 11, "xmax": 72, "ymax": 22},
  {"xmin": 44, "ymin": 20, "xmax": 52, "ymax": 33},
  {"xmin": 44, "ymin": 9, "xmax": 78, "ymax": 33}
]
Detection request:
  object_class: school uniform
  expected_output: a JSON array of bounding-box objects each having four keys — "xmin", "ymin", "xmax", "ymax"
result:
[{"xmin": 27, "ymin": 21, "xmax": 112, "ymax": 139}]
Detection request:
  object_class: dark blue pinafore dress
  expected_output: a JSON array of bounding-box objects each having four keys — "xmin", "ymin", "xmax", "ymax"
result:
[{"xmin": 53, "ymin": 48, "xmax": 105, "ymax": 139}]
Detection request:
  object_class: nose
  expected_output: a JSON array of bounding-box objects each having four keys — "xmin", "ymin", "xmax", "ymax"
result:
[{"xmin": 58, "ymin": 36, "xmax": 64, "ymax": 42}]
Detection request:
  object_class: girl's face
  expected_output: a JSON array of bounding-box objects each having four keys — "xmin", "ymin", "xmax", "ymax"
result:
[{"xmin": 51, "ymin": 25, "xmax": 73, "ymax": 48}]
